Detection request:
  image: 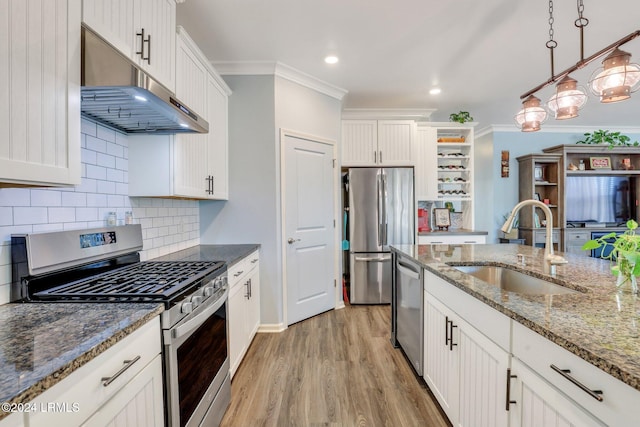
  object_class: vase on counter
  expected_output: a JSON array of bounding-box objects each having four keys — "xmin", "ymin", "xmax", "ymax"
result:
[{"xmin": 615, "ymin": 258, "xmax": 639, "ymax": 294}]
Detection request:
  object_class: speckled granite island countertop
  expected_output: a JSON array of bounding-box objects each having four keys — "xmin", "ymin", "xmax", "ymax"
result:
[
  {"xmin": 152, "ymin": 244, "xmax": 260, "ymax": 265},
  {"xmin": 0, "ymin": 303, "xmax": 163, "ymax": 419},
  {"xmin": 391, "ymin": 243, "xmax": 640, "ymax": 392}
]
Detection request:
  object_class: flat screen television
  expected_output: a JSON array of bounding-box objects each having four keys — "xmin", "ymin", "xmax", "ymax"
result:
[{"xmin": 565, "ymin": 176, "xmax": 637, "ymax": 225}]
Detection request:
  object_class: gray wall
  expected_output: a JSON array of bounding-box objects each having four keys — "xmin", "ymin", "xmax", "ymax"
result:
[
  {"xmin": 476, "ymin": 129, "xmax": 640, "ymax": 243},
  {"xmin": 200, "ymin": 74, "xmax": 342, "ymax": 328}
]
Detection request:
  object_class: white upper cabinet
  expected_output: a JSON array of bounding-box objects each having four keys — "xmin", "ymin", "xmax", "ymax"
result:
[
  {"xmin": 0, "ymin": 0, "xmax": 81, "ymax": 187},
  {"xmin": 82, "ymin": 0, "xmax": 176, "ymax": 92},
  {"xmin": 341, "ymin": 120, "xmax": 415, "ymax": 166},
  {"xmin": 128, "ymin": 27, "xmax": 230, "ymax": 200}
]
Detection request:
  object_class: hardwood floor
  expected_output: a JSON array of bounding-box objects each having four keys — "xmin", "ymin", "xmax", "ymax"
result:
[{"xmin": 221, "ymin": 304, "xmax": 450, "ymax": 427}]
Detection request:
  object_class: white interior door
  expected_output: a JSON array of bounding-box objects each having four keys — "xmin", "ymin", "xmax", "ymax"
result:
[{"xmin": 283, "ymin": 131, "xmax": 336, "ymax": 325}]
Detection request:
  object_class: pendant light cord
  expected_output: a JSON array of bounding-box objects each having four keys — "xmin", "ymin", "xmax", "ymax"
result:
[
  {"xmin": 575, "ymin": 0, "xmax": 589, "ymax": 62},
  {"xmin": 546, "ymin": 0, "xmax": 557, "ymax": 78}
]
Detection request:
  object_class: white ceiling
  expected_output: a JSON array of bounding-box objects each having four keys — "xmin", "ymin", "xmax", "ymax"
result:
[{"xmin": 177, "ymin": 0, "xmax": 640, "ymax": 130}]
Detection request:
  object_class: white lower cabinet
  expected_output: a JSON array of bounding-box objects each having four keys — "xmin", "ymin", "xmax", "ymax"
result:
[
  {"xmin": 0, "ymin": 413, "xmax": 24, "ymax": 427},
  {"xmin": 512, "ymin": 321, "xmax": 640, "ymax": 427},
  {"xmin": 228, "ymin": 250, "xmax": 260, "ymax": 378},
  {"xmin": 423, "ymin": 271, "xmax": 510, "ymax": 427},
  {"xmin": 508, "ymin": 358, "xmax": 604, "ymax": 427},
  {"xmin": 28, "ymin": 317, "xmax": 163, "ymax": 427}
]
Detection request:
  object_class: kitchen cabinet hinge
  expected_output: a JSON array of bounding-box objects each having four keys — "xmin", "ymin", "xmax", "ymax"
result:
[
  {"xmin": 332, "ymin": 159, "xmax": 336, "ymax": 168},
  {"xmin": 334, "ymin": 279, "xmax": 337, "ymax": 288},
  {"xmin": 333, "ymin": 219, "xmax": 336, "ymax": 228}
]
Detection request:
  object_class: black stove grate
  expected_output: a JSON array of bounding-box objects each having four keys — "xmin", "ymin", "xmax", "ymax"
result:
[{"xmin": 34, "ymin": 261, "xmax": 225, "ymax": 302}]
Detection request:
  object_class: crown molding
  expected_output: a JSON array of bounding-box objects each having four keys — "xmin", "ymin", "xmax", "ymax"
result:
[
  {"xmin": 478, "ymin": 124, "xmax": 640, "ymax": 137},
  {"xmin": 211, "ymin": 61, "xmax": 348, "ymax": 101},
  {"xmin": 341, "ymin": 108, "xmax": 436, "ymax": 120}
]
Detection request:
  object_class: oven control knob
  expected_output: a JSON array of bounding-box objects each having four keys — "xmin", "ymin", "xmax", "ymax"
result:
[
  {"xmin": 203, "ymin": 285, "xmax": 214, "ymax": 297},
  {"xmin": 191, "ymin": 295, "xmax": 203, "ymax": 308},
  {"xmin": 181, "ymin": 301, "xmax": 193, "ymax": 314},
  {"xmin": 213, "ymin": 278, "xmax": 222, "ymax": 290}
]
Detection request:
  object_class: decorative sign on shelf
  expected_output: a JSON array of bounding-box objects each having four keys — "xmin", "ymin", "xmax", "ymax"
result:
[
  {"xmin": 589, "ymin": 156, "xmax": 611, "ymax": 170},
  {"xmin": 501, "ymin": 150, "xmax": 509, "ymax": 178}
]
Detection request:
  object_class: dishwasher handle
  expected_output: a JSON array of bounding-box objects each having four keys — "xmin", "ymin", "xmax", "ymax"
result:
[{"xmin": 397, "ymin": 261, "xmax": 421, "ymax": 280}]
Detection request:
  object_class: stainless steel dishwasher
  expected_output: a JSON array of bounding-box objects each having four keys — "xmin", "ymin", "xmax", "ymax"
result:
[{"xmin": 393, "ymin": 254, "xmax": 424, "ymax": 376}]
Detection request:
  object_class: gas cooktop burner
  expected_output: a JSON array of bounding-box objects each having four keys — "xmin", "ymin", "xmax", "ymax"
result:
[{"xmin": 35, "ymin": 260, "xmax": 225, "ymax": 302}]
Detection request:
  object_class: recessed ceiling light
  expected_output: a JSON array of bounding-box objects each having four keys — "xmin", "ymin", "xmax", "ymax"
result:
[
  {"xmin": 324, "ymin": 56, "xmax": 339, "ymax": 64},
  {"xmin": 429, "ymin": 88, "xmax": 441, "ymax": 95}
]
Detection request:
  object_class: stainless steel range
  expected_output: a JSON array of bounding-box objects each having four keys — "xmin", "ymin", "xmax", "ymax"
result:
[{"xmin": 11, "ymin": 225, "xmax": 230, "ymax": 427}]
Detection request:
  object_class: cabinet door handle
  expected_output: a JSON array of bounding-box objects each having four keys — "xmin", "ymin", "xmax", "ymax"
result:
[
  {"xmin": 245, "ymin": 279, "xmax": 250, "ymax": 299},
  {"xmin": 379, "ymin": 151, "xmax": 382, "ymax": 163},
  {"xmin": 248, "ymin": 278, "xmax": 252, "ymax": 298},
  {"xmin": 374, "ymin": 151, "xmax": 377, "ymax": 163},
  {"xmin": 449, "ymin": 322, "xmax": 458, "ymax": 351},
  {"xmin": 550, "ymin": 365, "xmax": 604, "ymax": 402},
  {"xmin": 101, "ymin": 356, "xmax": 141, "ymax": 387},
  {"xmin": 505, "ymin": 368, "xmax": 518, "ymax": 410},
  {"xmin": 145, "ymin": 33, "xmax": 151, "ymax": 64},
  {"xmin": 136, "ymin": 28, "xmax": 145, "ymax": 59},
  {"xmin": 445, "ymin": 316, "xmax": 458, "ymax": 350}
]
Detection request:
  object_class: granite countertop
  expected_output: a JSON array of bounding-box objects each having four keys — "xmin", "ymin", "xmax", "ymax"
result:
[
  {"xmin": 391, "ymin": 243, "xmax": 640, "ymax": 392},
  {"xmin": 152, "ymin": 244, "xmax": 260, "ymax": 266},
  {"xmin": 0, "ymin": 303, "xmax": 163, "ymax": 420},
  {"xmin": 418, "ymin": 229, "xmax": 488, "ymax": 236}
]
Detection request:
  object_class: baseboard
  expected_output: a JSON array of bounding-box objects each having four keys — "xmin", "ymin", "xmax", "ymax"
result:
[
  {"xmin": 257, "ymin": 323, "xmax": 286, "ymax": 333},
  {"xmin": 335, "ymin": 301, "xmax": 346, "ymax": 310}
]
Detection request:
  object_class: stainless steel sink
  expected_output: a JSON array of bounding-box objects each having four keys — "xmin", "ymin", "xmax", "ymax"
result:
[{"xmin": 452, "ymin": 265, "xmax": 578, "ymax": 295}]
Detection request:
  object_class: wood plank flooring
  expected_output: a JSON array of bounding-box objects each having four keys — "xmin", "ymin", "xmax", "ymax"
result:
[{"xmin": 221, "ymin": 304, "xmax": 450, "ymax": 427}]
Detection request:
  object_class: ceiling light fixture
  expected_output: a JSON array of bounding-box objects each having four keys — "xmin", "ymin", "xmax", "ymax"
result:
[
  {"xmin": 324, "ymin": 55, "xmax": 339, "ymax": 64},
  {"xmin": 429, "ymin": 87, "xmax": 441, "ymax": 95},
  {"xmin": 516, "ymin": 0, "xmax": 640, "ymax": 132}
]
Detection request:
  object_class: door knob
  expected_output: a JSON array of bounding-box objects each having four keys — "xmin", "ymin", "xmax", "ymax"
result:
[{"xmin": 287, "ymin": 238, "xmax": 301, "ymax": 244}]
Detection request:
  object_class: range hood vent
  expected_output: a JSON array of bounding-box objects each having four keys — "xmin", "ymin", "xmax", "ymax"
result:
[{"xmin": 81, "ymin": 27, "xmax": 208, "ymax": 134}]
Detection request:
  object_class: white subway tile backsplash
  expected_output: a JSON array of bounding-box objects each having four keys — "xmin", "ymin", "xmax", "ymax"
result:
[
  {"xmin": 107, "ymin": 168, "xmax": 124, "ymax": 183},
  {"xmin": 14, "ymin": 208, "xmax": 48, "ymax": 225},
  {"xmin": 0, "ymin": 208, "xmax": 12, "ymax": 226},
  {"xmin": 0, "ymin": 189, "xmax": 30, "ymax": 207},
  {"xmin": 0, "ymin": 119, "xmax": 201, "ymax": 305},
  {"xmin": 81, "ymin": 117, "xmax": 97, "ymax": 137},
  {"xmin": 97, "ymin": 180, "xmax": 116, "ymax": 194},
  {"xmin": 48, "ymin": 207, "xmax": 76, "ymax": 223},
  {"xmin": 85, "ymin": 134, "xmax": 107, "ymax": 153},
  {"xmin": 97, "ymin": 124, "xmax": 116, "ymax": 143},
  {"xmin": 97, "ymin": 153, "xmax": 116, "ymax": 169},
  {"xmin": 86, "ymin": 164, "xmax": 107, "ymax": 180},
  {"xmin": 62, "ymin": 192, "xmax": 87, "ymax": 207},
  {"xmin": 31, "ymin": 190, "xmax": 62, "ymax": 207},
  {"xmin": 76, "ymin": 207, "xmax": 99, "ymax": 222},
  {"xmin": 81, "ymin": 148, "xmax": 97, "ymax": 165}
]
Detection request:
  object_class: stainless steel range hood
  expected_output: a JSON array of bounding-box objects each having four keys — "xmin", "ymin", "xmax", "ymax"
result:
[{"xmin": 81, "ymin": 27, "xmax": 208, "ymax": 134}]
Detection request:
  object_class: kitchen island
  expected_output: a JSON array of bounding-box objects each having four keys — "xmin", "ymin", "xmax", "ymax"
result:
[{"xmin": 392, "ymin": 243, "xmax": 640, "ymax": 426}]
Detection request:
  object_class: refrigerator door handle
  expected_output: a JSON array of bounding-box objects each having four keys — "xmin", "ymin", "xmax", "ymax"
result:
[
  {"xmin": 354, "ymin": 254, "xmax": 392, "ymax": 262},
  {"xmin": 377, "ymin": 173, "xmax": 384, "ymax": 247},
  {"xmin": 381, "ymin": 173, "xmax": 388, "ymax": 245}
]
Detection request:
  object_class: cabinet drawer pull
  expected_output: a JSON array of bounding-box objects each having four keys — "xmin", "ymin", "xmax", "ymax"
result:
[
  {"xmin": 101, "ymin": 355, "xmax": 141, "ymax": 387},
  {"xmin": 505, "ymin": 368, "xmax": 517, "ymax": 411},
  {"xmin": 234, "ymin": 270, "xmax": 244, "ymax": 277},
  {"xmin": 550, "ymin": 364, "xmax": 603, "ymax": 402},
  {"xmin": 251, "ymin": 258, "xmax": 258, "ymax": 264}
]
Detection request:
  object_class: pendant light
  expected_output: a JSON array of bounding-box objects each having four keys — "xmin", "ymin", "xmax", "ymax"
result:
[
  {"xmin": 589, "ymin": 48, "xmax": 640, "ymax": 103},
  {"xmin": 515, "ymin": 0, "xmax": 640, "ymax": 131},
  {"xmin": 547, "ymin": 75, "xmax": 588, "ymax": 119},
  {"xmin": 515, "ymin": 95, "xmax": 547, "ymax": 132}
]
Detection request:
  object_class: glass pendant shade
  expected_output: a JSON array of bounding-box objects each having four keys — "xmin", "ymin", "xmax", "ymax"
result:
[
  {"xmin": 515, "ymin": 95, "xmax": 547, "ymax": 132},
  {"xmin": 547, "ymin": 75, "xmax": 587, "ymax": 119},
  {"xmin": 589, "ymin": 48, "xmax": 640, "ymax": 103}
]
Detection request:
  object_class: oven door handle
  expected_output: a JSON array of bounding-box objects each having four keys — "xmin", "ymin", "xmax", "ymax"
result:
[{"xmin": 172, "ymin": 288, "xmax": 228, "ymax": 340}]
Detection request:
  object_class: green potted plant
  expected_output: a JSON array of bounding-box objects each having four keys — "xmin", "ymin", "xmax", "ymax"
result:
[
  {"xmin": 582, "ymin": 219, "xmax": 640, "ymax": 293},
  {"xmin": 449, "ymin": 111, "xmax": 473, "ymax": 124},
  {"xmin": 576, "ymin": 130, "xmax": 639, "ymax": 150}
]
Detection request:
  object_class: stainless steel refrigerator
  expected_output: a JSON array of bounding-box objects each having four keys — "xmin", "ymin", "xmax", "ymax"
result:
[{"xmin": 348, "ymin": 167, "xmax": 414, "ymax": 304}]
